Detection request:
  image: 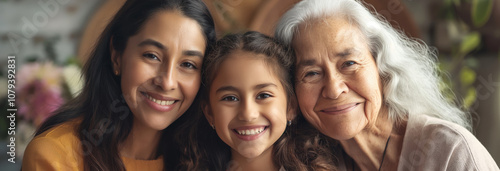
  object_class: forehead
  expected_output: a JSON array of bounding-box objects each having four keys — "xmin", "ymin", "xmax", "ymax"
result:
[
  {"xmin": 292, "ymin": 17, "xmax": 368, "ymax": 56},
  {"xmin": 132, "ymin": 11, "xmax": 206, "ymax": 48},
  {"xmin": 212, "ymin": 50, "xmax": 282, "ymax": 87}
]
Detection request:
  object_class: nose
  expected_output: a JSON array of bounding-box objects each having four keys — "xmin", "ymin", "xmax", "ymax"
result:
[
  {"xmin": 153, "ymin": 63, "xmax": 178, "ymax": 91},
  {"xmin": 321, "ymin": 71, "xmax": 348, "ymax": 99},
  {"xmin": 238, "ymin": 98, "xmax": 259, "ymax": 122}
]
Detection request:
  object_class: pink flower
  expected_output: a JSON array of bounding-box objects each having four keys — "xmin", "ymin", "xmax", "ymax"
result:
[{"xmin": 17, "ymin": 62, "xmax": 65, "ymax": 127}]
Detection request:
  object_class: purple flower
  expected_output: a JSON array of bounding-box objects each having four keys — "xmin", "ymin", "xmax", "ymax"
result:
[{"xmin": 17, "ymin": 62, "xmax": 65, "ymax": 127}]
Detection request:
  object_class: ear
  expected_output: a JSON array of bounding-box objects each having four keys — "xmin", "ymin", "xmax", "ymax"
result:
[
  {"xmin": 110, "ymin": 38, "xmax": 121, "ymax": 75},
  {"xmin": 202, "ymin": 101, "xmax": 214, "ymax": 126},
  {"xmin": 286, "ymin": 105, "xmax": 298, "ymax": 121}
]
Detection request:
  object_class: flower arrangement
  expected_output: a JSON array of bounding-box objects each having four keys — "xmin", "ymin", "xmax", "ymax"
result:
[
  {"xmin": 17, "ymin": 62, "xmax": 65, "ymax": 127},
  {"xmin": 0, "ymin": 60, "xmax": 83, "ymax": 158},
  {"xmin": 15, "ymin": 62, "xmax": 83, "ymax": 125}
]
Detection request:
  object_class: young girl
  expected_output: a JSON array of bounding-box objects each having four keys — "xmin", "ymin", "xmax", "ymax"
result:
[
  {"xmin": 22, "ymin": 0, "xmax": 215, "ymax": 170},
  {"xmin": 176, "ymin": 31, "xmax": 336, "ymax": 170}
]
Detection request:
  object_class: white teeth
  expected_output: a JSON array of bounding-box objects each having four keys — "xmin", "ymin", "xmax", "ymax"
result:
[
  {"xmin": 145, "ymin": 94, "xmax": 175, "ymax": 106},
  {"xmin": 236, "ymin": 127, "xmax": 265, "ymax": 135}
]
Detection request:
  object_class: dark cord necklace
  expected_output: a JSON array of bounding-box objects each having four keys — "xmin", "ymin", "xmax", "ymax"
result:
[
  {"xmin": 350, "ymin": 135, "xmax": 391, "ymax": 171},
  {"xmin": 378, "ymin": 135, "xmax": 391, "ymax": 171}
]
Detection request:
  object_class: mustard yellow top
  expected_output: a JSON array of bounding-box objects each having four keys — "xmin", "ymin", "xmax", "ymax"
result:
[{"xmin": 22, "ymin": 119, "xmax": 164, "ymax": 171}]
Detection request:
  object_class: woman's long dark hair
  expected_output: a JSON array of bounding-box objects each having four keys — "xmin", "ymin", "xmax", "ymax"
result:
[
  {"xmin": 35, "ymin": 0, "xmax": 215, "ymax": 170},
  {"xmin": 176, "ymin": 31, "xmax": 336, "ymax": 170}
]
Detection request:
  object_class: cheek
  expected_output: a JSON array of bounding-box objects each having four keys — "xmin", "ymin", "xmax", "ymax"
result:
[
  {"xmin": 265, "ymin": 102, "xmax": 288, "ymax": 126},
  {"xmin": 295, "ymin": 83, "xmax": 319, "ymax": 112},
  {"xmin": 365, "ymin": 73, "xmax": 383, "ymax": 102},
  {"xmin": 356, "ymin": 73, "xmax": 383, "ymax": 120},
  {"xmin": 211, "ymin": 103, "xmax": 235, "ymax": 129},
  {"xmin": 178, "ymin": 73, "xmax": 201, "ymax": 100},
  {"xmin": 120, "ymin": 62, "xmax": 152, "ymax": 98},
  {"xmin": 294, "ymin": 84, "xmax": 324, "ymax": 128},
  {"xmin": 213, "ymin": 107, "xmax": 236, "ymax": 141}
]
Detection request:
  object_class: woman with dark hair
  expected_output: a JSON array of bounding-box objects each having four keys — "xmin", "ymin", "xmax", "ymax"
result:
[
  {"xmin": 22, "ymin": 0, "xmax": 215, "ymax": 170},
  {"xmin": 176, "ymin": 31, "xmax": 336, "ymax": 171}
]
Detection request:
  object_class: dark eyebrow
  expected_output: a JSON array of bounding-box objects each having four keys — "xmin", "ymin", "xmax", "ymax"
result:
[
  {"xmin": 138, "ymin": 39, "xmax": 165, "ymax": 49},
  {"xmin": 138, "ymin": 39, "xmax": 203, "ymax": 58},
  {"xmin": 216, "ymin": 86, "xmax": 239, "ymax": 94},
  {"xmin": 215, "ymin": 83, "xmax": 277, "ymax": 94},
  {"xmin": 255, "ymin": 83, "xmax": 277, "ymax": 90},
  {"xmin": 184, "ymin": 50, "xmax": 204, "ymax": 59}
]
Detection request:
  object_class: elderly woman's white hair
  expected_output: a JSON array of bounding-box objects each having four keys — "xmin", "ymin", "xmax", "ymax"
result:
[{"xmin": 275, "ymin": 0, "xmax": 471, "ymax": 130}]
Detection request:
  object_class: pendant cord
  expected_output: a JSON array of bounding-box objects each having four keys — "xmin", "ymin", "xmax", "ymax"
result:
[
  {"xmin": 378, "ymin": 135, "xmax": 391, "ymax": 171},
  {"xmin": 349, "ymin": 135, "xmax": 392, "ymax": 171}
]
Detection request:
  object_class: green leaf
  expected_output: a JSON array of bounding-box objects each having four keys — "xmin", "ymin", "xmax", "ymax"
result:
[
  {"xmin": 460, "ymin": 66, "xmax": 476, "ymax": 87},
  {"xmin": 472, "ymin": 0, "xmax": 493, "ymax": 27},
  {"xmin": 463, "ymin": 87, "xmax": 477, "ymax": 109},
  {"xmin": 459, "ymin": 32, "xmax": 481, "ymax": 55}
]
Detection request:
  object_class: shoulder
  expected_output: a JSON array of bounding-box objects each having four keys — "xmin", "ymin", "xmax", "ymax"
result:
[
  {"xmin": 30, "ymin": 119, "xmax": 81, "ymax": 148},
  {"xmin": 38, "ymin": 118, "xmax": 80, "ymax": 137},
  {"xmin": 22, "ymin": 119, "xmax": 83, "ymax": 170},
  {"xmin": 398, "ymin": 115, "xmax": 499, "ymax": 171},
  {"xmin": 406, "ymin": 114, "xmax": 471, "ymax": 143}
]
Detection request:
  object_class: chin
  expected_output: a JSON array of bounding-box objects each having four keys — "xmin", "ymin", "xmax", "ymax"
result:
[
  {"xmin": 148, "ymin": 118, "xmax": 177, "ymax": 130},
  {"xmin": 148, "ymin": 123, "xmax": 169, "ymax": 131},
  {"xmin": 330, "ymin": 134, "xmax": 355, "ymax": 141},
  {"xmin": 239, "ymin": 150, "xmax": 263, "ymax": 159},
  {"xmin": 235, "ymin": 146, "xmax": 266, "ymax": 159},
  {"xmin": 322, "ymin": 128, "xmax": 358, "ymax": 141}
]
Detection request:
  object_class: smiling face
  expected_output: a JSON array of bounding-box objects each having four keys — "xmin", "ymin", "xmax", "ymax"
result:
[
  {"xmin": 292, "ymin": 17, "xmax": 384, "ymax": 140},
  {"xmin": 205, "ymin": 50, "xmax": 290, "ymax": 159},
  {"xmin": 112, "ymin": 11, "xmax": 206, "ymax": 131}
]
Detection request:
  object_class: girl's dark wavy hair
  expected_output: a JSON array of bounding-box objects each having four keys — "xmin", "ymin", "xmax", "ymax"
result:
[
  {"xmin": 175, "ymin": 31, "xmax": 337, "ymax": 170},
  {"xmin": 35, "ymin": 0, "xmax": 215, "ymax": 170}
]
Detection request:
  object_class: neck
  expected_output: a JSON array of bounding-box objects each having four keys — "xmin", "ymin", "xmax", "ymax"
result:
[
  {"xmin": 340, "ymin": 107, "xmax": 404, "ymax": 171},
  {"xmin": 119, "ymin": 119, "xmax": 162, "ymax": 160},
  {"xmin": 229, "ymin": 146, "xmax": 279, "ymax": 171}
]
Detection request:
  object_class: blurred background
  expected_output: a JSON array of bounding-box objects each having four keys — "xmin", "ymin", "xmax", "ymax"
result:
[{"xmin": 0, "ymin": 0, "xmax": 498, "ymax": 170}]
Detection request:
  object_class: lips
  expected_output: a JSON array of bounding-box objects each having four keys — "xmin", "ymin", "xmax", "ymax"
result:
[
  {"xmin": 144, "ymin": 93, "xmax": 176, "ymax": 106},
  {"xmin": 232, "ymin": 126, "xmax": 268, "ymax": 141},
  {"xmin": 141, "ymin": 92, "xmax": 179, "ymax": 112},
  {"xmin": 234, "ymin": 127, "xmax": 266, "ymax": 135},
  {"xmin": 320, "ymin": 103, "xmax": 360, "ymax": 115}
]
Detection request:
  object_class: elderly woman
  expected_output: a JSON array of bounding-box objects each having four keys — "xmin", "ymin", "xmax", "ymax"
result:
[{"xmin": 275, "ymin": 0, "xmax": 499, "ymax": 170}]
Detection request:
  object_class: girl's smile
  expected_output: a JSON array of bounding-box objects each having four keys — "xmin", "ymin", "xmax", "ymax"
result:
[
  {"xmin": 205, "ymin": 49, "xmax": 290, "ymax": 159},
  {"xmin": 233, "ymin": 125, "xmax": 269, "ymax": 141}
]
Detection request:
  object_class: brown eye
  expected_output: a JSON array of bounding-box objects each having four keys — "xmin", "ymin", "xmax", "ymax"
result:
[
  {"xmin": 143, "ymin": 53, "xmax": 159, "ymax": 61},
  {"xmin": 221, "ymin": 96, "xmax": 238, "ymax": 101},
  {"xmin": 301, "ymin": 70, "xmax": 322, "ymax": 83},
  {"xmin": 256, "ymin": 93, "xmax": 272, "ymax": 100},
  {"xmin": 305, "ymin": 71, "xmax": 319, "ymax": 77},
  {"xmin": 342, "ymin": 61, "xmax": 357, "ymax": 68},
  {"xmin": 181, "ymin": 62, "xmax": 197, "ymax": 69}
]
